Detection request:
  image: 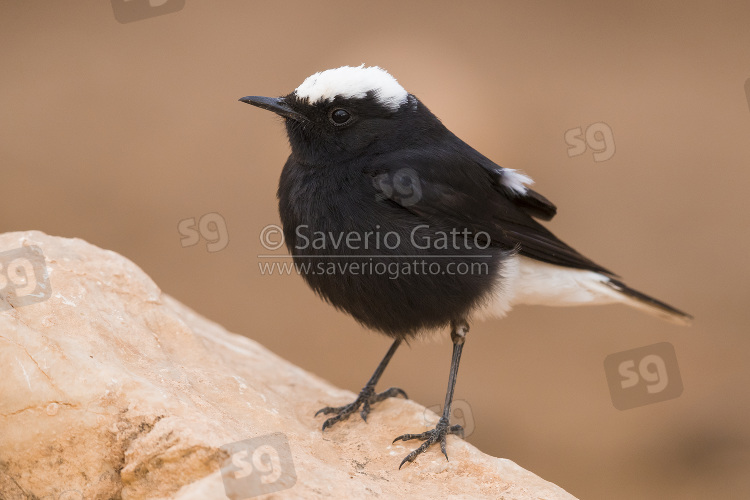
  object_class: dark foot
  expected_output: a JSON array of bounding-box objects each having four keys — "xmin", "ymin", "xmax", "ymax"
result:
[
  {"xmin": 392, "ymin": 416, "xmax": 464, "ymax": 469},
  {"xmin": 315, "ymin": 385, "xmax": 407, "ymax": 430}
]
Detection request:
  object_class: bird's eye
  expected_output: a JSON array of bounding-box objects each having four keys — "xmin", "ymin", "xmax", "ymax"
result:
[{"xmin": 329, "ymin": 108, "xmax": 352, "ymax": 126}]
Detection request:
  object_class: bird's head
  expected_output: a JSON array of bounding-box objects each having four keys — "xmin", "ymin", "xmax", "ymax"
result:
[{"xmin": 240, "ymin": 65, "xmax": 433, "ymax": 163}]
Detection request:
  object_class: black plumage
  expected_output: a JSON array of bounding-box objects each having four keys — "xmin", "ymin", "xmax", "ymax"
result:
[
  {"xmin": 240, "ymin": 66, "xmax": 691, "ymax": 468},
  {"xmin": 275, "ymin": 91, "xmax": 615, "ymax": 337}
]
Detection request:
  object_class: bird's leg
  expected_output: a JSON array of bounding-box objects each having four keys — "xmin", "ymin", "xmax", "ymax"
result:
[
  {"xmin": 316, "ymin": 338, "xmax": 407, "ymax": 430},
  {"xmin": 393, "ymin": 319, "xmax": 469, "ymax": 469}
]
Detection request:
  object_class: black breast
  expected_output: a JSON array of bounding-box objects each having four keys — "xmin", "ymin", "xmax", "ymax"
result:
[{"xmin": 277, "ymin": 156, "xmax": 507, "ymax": 338}]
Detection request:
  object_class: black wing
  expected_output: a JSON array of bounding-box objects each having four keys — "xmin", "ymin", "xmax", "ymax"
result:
[
  {"xmin": 365, "ymin": 144, "xmax": 616, "ymax": 276},
  {"xmin": 477, "ymin": 164, "xmax": 558, "ymax": 221}
]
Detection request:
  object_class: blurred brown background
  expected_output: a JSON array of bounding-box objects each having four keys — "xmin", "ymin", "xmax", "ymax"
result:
[{"xmin": 2, "ymin": 1, "xmax": 749, "ymax": 498}]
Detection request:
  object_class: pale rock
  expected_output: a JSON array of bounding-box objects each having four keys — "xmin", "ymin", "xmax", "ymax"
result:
[{"xmin": 0, "ymin": 231, "xmax": 577, "ymax": 500}]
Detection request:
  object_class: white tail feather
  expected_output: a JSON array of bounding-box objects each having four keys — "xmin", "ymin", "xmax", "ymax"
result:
[{"xmin": 478, "ymin": 256, "xmax": 692, "ymax": 326}]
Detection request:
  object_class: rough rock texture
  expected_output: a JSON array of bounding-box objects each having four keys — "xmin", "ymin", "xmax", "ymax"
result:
[{"xmin": 0, "ymin": 231, "xmax": 577, "ymax": 500}]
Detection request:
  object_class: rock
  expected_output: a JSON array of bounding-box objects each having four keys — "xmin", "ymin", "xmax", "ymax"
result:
[{"xmin": 0, "ymin": 231, "xmax": 577, "ymax": 500}]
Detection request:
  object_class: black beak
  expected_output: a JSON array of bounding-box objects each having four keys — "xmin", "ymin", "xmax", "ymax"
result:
[{"xmin": 239, "ymin": 96, "xmax": 307, "ymax": 122}]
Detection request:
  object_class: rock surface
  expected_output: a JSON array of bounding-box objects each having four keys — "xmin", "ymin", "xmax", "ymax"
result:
[{"xmin": 0, "ymin": 231, "xmax": 577, "ymax": 500}]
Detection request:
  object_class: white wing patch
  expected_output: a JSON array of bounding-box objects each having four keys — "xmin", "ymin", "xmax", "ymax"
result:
[
  {"xmin": 294, "ymin": 65, "xmax": 408, "ymax": 111},
  {"xmin": 500, "ymin": 168, "xmax": 534, "ymax": 195}
]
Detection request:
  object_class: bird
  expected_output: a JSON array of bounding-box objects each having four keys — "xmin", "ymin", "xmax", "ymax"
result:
[{"xmin": 239, "ymin": 65, "xmax": 692, "ymax": 469}]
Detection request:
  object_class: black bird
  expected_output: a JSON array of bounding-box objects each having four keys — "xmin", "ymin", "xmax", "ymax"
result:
[{"xmin": 240, "ymin": 65, "xmax": 692, "ymax": 469}]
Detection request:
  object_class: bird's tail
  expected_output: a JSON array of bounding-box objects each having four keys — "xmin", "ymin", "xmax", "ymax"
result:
[
  {"xmin": 603, "ymin": 278, "xmax": 693, "ymax": 326},
  {"xmin": 504, "ymin": 257, "xmax": 693, "ymax": 326}
]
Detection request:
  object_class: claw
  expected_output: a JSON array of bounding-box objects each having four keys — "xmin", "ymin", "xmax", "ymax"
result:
[
  {"xmin": 392, "ymin": 431, "xmax": 428, "ymax": 444},
  {"xmin": 314, "ymin": 406, "xmax": 338, "ymax": 417},
  {"xmin": 450, "ymin": 424, "xmax": 465, "ymax": 439},
  {"xmin": 321, "ymin": 417, "xmax": 338, "ymax": 431},
  {"xmin": 315, "ymin": 385, "xmax": 408, "ymax": 431},
  {"xmin": 373, "ymin": 387, "xmax": 408, "ymax": 403},
  {"xmin": 393, "ymin": 417, "xmax": 464, "ymax": 469},
  {"xmin": 399, "ymin": 454, "xmax": 415, "ymax": 470},
  {"xmin": 360, "ymin": 399, "xmax": 371, "ymax": 421}
]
